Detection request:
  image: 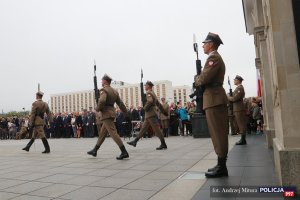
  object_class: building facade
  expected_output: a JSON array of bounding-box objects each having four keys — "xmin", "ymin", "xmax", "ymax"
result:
[
  {"xmin": 50, "ymin": 80, "xmax": 192, "ymax": 113},
  {"xmin": 172, "ymin": 85, "xmax": 192, "ymax": 106},
  {"xmin": 243, "ymin": 0, "xmax": 300, "ymax": 191}
]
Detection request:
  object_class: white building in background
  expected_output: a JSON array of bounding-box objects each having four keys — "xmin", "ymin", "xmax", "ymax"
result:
[
  {"xmin": 172, "ymin": 85, "xmax": 193, "ymax": 106},
  {"xmin": 50, "ymin": 80, "xmax": 192, "ymax": 113}
]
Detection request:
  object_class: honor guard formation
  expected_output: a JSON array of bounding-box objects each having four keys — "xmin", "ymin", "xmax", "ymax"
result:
[{"xmin": 0, "ymin": 32, "xmax": 264, "ymax": 180}]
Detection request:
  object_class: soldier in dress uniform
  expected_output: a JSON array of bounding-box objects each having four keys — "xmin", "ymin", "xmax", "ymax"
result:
[
  {"xmin": 195, "ymin": 32, "xmax": 229, "ymax": 178},
  {"xmin": 228, "ymin": 75, "xmax": 247, "ymax": 145},
  {"xmin": 127, "ymin": 81, "xmax": 168, "ymax": 150},
  {"xmin": 87, "ymin": 74, "xmax": 130, "ymax": 160},
  {"xmin": 22, "ymin": 91, "xmax": 53, "ymax": 153},
  {"xmin": 159, "ymin": 97, "xmax": 170, "ymax": 137}
]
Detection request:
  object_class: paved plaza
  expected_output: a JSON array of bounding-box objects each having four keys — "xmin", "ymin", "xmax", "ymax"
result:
[{"xmin": 0, "ymin": 135, "xmax": 282, "ymax": 200}]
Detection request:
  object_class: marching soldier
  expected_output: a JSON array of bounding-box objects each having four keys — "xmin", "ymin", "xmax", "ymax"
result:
[
  {"xmin": 87, "ymin": 74, "xmax": 130, "ymax": 160},
  {"xmin": 195, "ymin": 32, "xmax": 229, "ymax": 178},
  {"xmin": 22, "ymin": 91, "xmax": 53, "ymax": 153},
  {"xmin": 127, "ymin": 81, "xmax": 168, "ymax": 150},
  {"xmin": 159, "ymin": 97, "xmax": 170, "ymax": 137},
  {"xmin": 228, "ymin": 75, "xmax": 247, "ymax": 145}
]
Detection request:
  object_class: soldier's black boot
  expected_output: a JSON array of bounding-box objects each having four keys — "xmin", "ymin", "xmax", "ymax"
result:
[
  {"xmin": 116, "ymin": 145, "xmax": 129, "ymax": 160},
  {"xmin": 156, "ymin": 138, "xmax": 167, "ymax": 150},
  {"xmin": 205, "ymin": 157, "xmax": 228, "ymax": 178},
  {"xmin": 41, "ymin": 138, "xmax": 50, "ymax": 153},
  {"xmin": 127, "ymin": 137, "xmax": 139, "ymax": 147},
  {"xmin": 22, "ymin": 138, "xmax": 35, "ymax": 152},
  {"xmin": 236, "ymin": 134, "xmax": 247, "ymax": 145},
  {"xmin": 87, "ymin": 145, "xmax": 100, "ymax": 157},
  {"xmin": 207, "ymin": 164, "xmax": 218, "ymax": 172}
]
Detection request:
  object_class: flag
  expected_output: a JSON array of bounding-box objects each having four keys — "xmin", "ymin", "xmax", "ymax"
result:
[{"xmin": 257, "ymin": 69, "xmax": 262, "ymax": 97}]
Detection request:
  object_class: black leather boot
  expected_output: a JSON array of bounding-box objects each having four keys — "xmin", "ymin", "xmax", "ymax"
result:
[
  {"xmin": 236, "ymin": 134, "xmax": 247, "ymax": 145},
  {"xmin": 205, "ymin": 157, "xmax": 228, "ymax": 178},
  {"xmin": 127, "ymin": 137, "xmax": 139, "ymax": 147},
  {"xmin": 156, "ymin": 138, "xmax": 167, "ymax": 150},
  {"xmin": 41, "ymin": 138, "xmax": 50, "ymax": 153},
  {"xmin": 116, "ymin": 145, "xmax": 129, "ymax": 160},
  {"xmin": 87, "ymin": 145, "xmax": 100, "ymax": 157},
  {"xmin": 22, "ymin": 138, "xmax": 35, "ymax": 152},
  {"xmin": 207, "ymin": 164, "xmax": 218, "ymax": 172}
]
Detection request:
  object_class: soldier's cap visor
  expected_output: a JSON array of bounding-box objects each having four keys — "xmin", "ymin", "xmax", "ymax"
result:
[
  {"xmin": 145, "ymin": 81, "xmax": 154, "ymax": 87},
  {"xmin": 234, "ymin": 75, "xmax": 244, "ymax": 81},
  {"xmin": 102, "ymin": 74, "xmax": 112, "ymax": 82},
  {"xmin": 36, "ymin": 91, "xmax": 44, "ymax": 96},
  {"xmin": 202, "ymin": 33, "xmax": 223, "ymax": 45}
]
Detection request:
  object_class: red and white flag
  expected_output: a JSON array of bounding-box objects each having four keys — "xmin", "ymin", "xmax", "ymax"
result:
[{"xmin": 257, "ymin": 69, "xmax": 262, "ymax": 97}]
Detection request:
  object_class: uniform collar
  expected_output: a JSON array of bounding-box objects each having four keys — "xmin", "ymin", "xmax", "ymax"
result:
[{"xmin": 208, "ymin": 50, "xmax": 217, "ymax": 56}]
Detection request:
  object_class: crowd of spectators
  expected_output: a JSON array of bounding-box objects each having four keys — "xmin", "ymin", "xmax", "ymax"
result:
[{"xmin": 0, "ymin": 97, "xmax": 263, "ymax": 140}]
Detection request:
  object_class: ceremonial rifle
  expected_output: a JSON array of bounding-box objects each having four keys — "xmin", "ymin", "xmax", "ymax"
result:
[
  {"xmin": 189, "ymin": 34, "xmax": 204, "ymax": 114},
  {"xmin": 228, "ymin": 76, "xmax": 234, "ymax": 116},
  {"xmin": 94, "ymin": 60, "xmax": 100, "ymax": 104},
  {"xmin": 140, "ymin": 69, "xmax": 146, "ymax": 107}
]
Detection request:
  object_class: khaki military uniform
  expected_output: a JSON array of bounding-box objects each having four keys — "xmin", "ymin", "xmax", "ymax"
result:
[
  {"xmin": 159, "ymin": 102, "xmax": 170, "ymax": 129},
  {"xmin": 30, "ymin": 99, "xmax": 52, "ymax": 139},
  {"xmin": 95, "ymin": 85, "xmax": 127, "ymax": 147},
  {"xmin": 195, "ymin": 50, "xmax": 229, "ymax": 158},
  {"xmin": 228, "ymin": 85, "xmax": 247, "ymax": 135},
  {"xmin": 137, "ymin": 90, "xmax": 164, "ymax": 140}
]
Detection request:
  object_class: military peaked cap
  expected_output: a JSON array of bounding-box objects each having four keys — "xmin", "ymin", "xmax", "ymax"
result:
[
  {"xmin": 234, "ymin": 75, "xmax": 244, "ymax": 82},
  {"xmin": 36, "ymin": 91, "xmax": 44, "ymax": 96},
  {"xmin": 102, "ymin": 74, "xmax": 112, "ymax": 82},
  {"xmin": 202, "ymin": 32, "xmax": 223, "ymax": 45},
  {"xmin": 145, "ymin": 81, "xmax": 154, "ymax": 87}
]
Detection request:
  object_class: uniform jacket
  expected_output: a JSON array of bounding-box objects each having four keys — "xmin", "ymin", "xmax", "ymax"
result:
[
  {"xmin": 96, "ymin": 85, "xmax": 127, "ymax": 121},
  {"xmin": 30, "ymin": 99, "xmax": 52, "ymax": 126},
  {"xmin": 195, "ymin": 50, "xmax": 228, "ymax": 110},
  {"xmin": 144, "ymin": 90, "xmax": 158, "ymax": 119},
  {"xmin": 159, "ymin": 102, "xmax": 170, "ymax": 120},
  {"xmin": 228, "ymin": 84, "xmax": 245, "ymax": 112}
]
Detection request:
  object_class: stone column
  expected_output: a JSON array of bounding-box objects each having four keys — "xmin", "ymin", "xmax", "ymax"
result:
[
  {"xmin": 254, "ymin": 26, "xmax": 276, "ymax": 148},
  {"xmin": 243, "ymin": 0, "xmax": 300, "ymax": 191},
  {"xmin": 265, "ymin": 0, "xmax": 300, "ymax": 191}
]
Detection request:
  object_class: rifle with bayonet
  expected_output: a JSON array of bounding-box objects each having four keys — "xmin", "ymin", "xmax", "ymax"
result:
[
  {"xmin": 189, "ymin": 34, "xmax": 205, "ymax": 114},
  {"xmin": 94, "ymin": 60, "xmax": 100, "ymax": 104},
  {"xmin": 140, "ymin": 69, "xmax": 146, "ymax": 107},
  {"xmin": 228, "ymin": 76, "xmax": 234, "ymax": 116}
]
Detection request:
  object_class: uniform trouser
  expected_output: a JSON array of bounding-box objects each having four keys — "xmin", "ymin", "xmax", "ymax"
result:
[
  {"xmin": 161, "ymin": 119, "xmax": 169, "ymax": 129},
  {"xmin": 32, "ymin": 125, "xmax": 45, "ymax": 139},
  {"xmin": 205, "ymin": 105, "xmax": 229, "ymax": 158},
  {"xmin": 96, "ymin": 119, "xmax": 123, "ymax": 147},
  {"xmin": 234, "ymin": 111, "xmax": 247, "ymax": 135},
  {"xmin": 229, "ymin": 116, "xmax": 239, "ymax": 134},
  {"xmin": 137, "ymin": 117, "xmax": 164, "ymax": 140}
]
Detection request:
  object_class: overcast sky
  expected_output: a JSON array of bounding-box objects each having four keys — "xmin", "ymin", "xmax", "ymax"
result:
[{"xmin": 0, "ymin": 0, "xmax": 256, "ymax": 113}]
